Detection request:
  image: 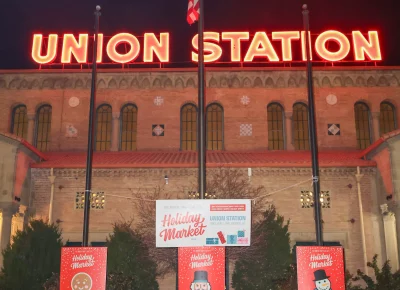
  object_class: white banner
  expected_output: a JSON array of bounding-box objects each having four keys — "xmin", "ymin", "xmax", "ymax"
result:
[{"xmin": 156, "ymin": 199, "xmax": 251, "ymax": 247}]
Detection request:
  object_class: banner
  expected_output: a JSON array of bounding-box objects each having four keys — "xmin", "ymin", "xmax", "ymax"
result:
[
  {"xmin": 156, "ymin": 199, "xmax": 251, "ymax": 247},
  {"xmin": 60, "ymin": 247, "xmax": 107, "ymax": 290},
  {"xmin": 179, "ymin": 247, "xmax": 225, "ymax": 290},
  {"xmin": 296, "ymin": 246, "xmax": 345, "ymax": 290}
]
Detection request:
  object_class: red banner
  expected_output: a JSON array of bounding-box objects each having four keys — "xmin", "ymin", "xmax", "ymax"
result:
[
  {"xmin": 178, "ymin": 247, "xmax": 225, "ymax": 290},
  {"xmin": 60, "ymin": 247, "xmax": 107, "ymax": 290},
  {"xmin": 296, "ymin": 246, "xmax": 345, "ymax": 290}
]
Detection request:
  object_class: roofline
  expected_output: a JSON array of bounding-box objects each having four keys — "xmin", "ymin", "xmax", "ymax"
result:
[
  {"xmin": 361, "ymin": 129, "xmax": 400, "ymax": 157},
  {"xmin": 1, "ymin": 66, "xmax": 400, "ymax": 74},
  {"xmin": 0, "ymin": 133, "xmax": 48, "ymax": 161},
  {"xmin": 30, "ymin": 150, "xmax": 376, "ymax": 169}
]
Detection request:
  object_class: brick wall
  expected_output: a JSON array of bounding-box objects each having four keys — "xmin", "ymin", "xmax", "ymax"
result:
[
  {"xmin": 0, "ymin": 68, "xmax": 399, "ymax": 152},
  {"xmin": 31, "ymin": 166, "xmax": 383, "ymax": 289}
]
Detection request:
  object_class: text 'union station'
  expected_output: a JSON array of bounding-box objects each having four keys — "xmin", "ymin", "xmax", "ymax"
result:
[
  {"xmin": 1, "ymin": 18, "xmax": 399, "ymax": 290},
  {"xmin": 31, "ymin": 30, "xmax": 382, "ymax": 64}
]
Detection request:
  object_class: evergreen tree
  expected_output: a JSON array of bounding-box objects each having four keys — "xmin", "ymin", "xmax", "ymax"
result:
[
  {"xmin": 106, "ymin": 222, "xmax": 159, "ymax": 290},
  {"xmin": 0, "ymin": 219, "xmax": 63, "ymax": 290},
  {"xmin": 232, "ymin": 205, "xmax": 292, "ymax": 290}
]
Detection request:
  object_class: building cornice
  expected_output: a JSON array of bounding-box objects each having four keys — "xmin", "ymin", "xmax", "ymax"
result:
[
  {"xmin": 30, "ymin": 167, "xmax": 376, "ymax": 178},
  {"xmin": 0, "ymin": 67, "xmax": 399, "ymax": 90}
]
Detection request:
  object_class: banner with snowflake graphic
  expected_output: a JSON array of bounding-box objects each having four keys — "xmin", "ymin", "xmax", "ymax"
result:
[
  {"xmin": 296, "ymin": 246, "xmax": 345, "ymax": 290},
  {"xmin": 60, "ymin": 247, "xmax": 107, "ymax": 290},
  {"xmin": 179, "ymin": 247, "xmax": 225, "ymax": 290},
  {"xmin": 156, "ymin": 199, "xmax": 251, "ymax": 247}
]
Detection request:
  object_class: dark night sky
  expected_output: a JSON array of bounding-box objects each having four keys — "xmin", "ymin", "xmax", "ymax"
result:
[{"xmin": 0, "ymin": 0, "xmax": 399, "ymax": 69}]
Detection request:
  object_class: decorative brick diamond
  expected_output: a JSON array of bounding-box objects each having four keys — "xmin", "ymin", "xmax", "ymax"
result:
[
  {"xmin": 65, "ymin": 124, "xmax": 78, "ymax": 138},
  {"xmin": 328, "ymin": 124, "xmax": 340, "ymax": 135},
  {"xmin": 240, "ymin": 95, "xmax": 250, "ymax": 105},
  {"xmin": 240, "ymin": 124, "xmax": 252, "ymax": 136},
  {"xmin": 154, "ymin": 96, "xmax": 164, "ymax": 106},
  {"xmin": 152, "ymin": 124, "xmax": 165, "ymax": 136}
]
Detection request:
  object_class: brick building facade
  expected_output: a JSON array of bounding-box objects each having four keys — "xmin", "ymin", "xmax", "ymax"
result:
[{"xmin": 0, "ymin": 66, "xmax": 400, "ymax": 289}]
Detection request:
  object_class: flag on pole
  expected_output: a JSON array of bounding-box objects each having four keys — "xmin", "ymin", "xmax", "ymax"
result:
[{"xmin": 187, "ymin": 0, "xmax": 200, "ymax": 24}]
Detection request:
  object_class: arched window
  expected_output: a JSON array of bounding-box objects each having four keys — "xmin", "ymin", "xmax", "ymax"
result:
[
  {"xmin": 11, "ymin": 104, "xmax": 28, "ymax": 139},
  {"xmin": 206, "ymin": 103, "xmax": 223, "ymax": 150},
  {"xmin": 95, "ymin": 104, "xmax": 112, "ymax": 151},
  {"xmin": 120, "ymin": 104, "xmax": 138, "ymax": 151},
  {"xmin": 35, "ymin": 104, "xmax": 52, "ymax": 151},
  {"xmin": 380, "ymin": 102, "xmax": 396, "ymax": 135},
  {"xmin": 293, "ymin": 103, "xmax": 309, "ymax": 150},
  {"xmin": 181, "ymin": 104, "xmax": 197, "ymax": 150},
  {"xmin": 267, "ymin": 103, "xmax": 284, "ymax": 150},
  {"xmin": 354, "ymin": 102, "xmax": 371, "ymax": 149}
]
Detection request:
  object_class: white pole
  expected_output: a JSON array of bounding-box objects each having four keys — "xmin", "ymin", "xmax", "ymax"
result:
[
  {"xmin": 48, "ymin": 168, "xmax": 56, "ymax": 224},
  {"xmin": 356, "ymin": 166, "xmax": 369, "ymax": 274}
]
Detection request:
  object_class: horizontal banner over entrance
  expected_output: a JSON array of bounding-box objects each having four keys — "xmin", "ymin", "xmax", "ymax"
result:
[{"xmin": 156, "ymin": 199, "xmax": 251, "ymax": 247}]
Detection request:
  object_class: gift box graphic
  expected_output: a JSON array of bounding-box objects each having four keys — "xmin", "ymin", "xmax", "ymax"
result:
[
  {"xmin": 206, "ymin": 238, "xmax": 219, "ymax": 245},
  {"xmin": 227, "ymin": 235, "xmax": 238, "ymax": 244},
  {"xmin": 237, "ymin": 237, "xmax": 248, "ymax": 244}
]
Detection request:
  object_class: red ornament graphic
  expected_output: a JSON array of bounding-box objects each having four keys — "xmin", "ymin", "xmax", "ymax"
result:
[
  {"xmin": 178, "ymin": 247, "xmax": 225, "ymax": 290},
  {"xmin": 60, "ymin": 247, "xmax": 107, "ymax": 290},
  {"xmin": 296, "ymin": 246, "xmax": 345, "ymax": 290}
]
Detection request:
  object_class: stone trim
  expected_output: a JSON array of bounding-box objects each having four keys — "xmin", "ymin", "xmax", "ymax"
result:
[
  {"xmin": 387, "ymin": 135, "xmax": 400, "ymax": 147},
  {"xmin": 31, "ymin": 167, "xmax": 376, "ymax": 178},
  {"xmin": 366, "ymin": 134, "xmax": 400, "ymax": 158},
  {"xmin": 1, "ymin": 69, "xmax": 399, "ymax": 90},
  {"xmin": 17, "ymin": 144, "xmax": 42, "ymax": 162},
  {"xmin": 0, "ymin": 134, "xmax": 42, "ymax": 163},
  {"xmin": 0, "ymin": 135, "xmax": 20, "ymax": 148}
]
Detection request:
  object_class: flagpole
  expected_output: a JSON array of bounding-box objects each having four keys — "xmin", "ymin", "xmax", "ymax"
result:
[
  {"xmin": 302, "ymin": 4, "xmax": 323, "ymax": 246},
  {"xmin": 198, "ymin": 0, "xmax": 206, "ymax": 199},
  {"xmin": 82, "ymin": 5, "xmax": 101, "ymax": 247}
]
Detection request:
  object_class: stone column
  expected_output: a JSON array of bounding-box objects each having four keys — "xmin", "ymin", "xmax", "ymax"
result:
[
  {"xmin": 48, "ymin": 169, "xmax": 56, "ymax": 224},
  {"xmin": 26, "ymin": 113, "xmax": 36, "ymax": 144},
  {"xmin": 355, "ymin": 168, "xmax": 369, "ymax": 274},
  {"xmin": 381, "ymin": 204, "xmax": 400, "ymax": 271},
  {"xmin": 10, "ymin": 205, "xmax": 27, "ymax": 244},
  {"xmin": 372, "ymin": 112, "xmax": 381, "ymax": 142},
  {"xmin": 285, "ymin": 112, "xmax": 294, "ymax": 150},
  {"xmin": 0, "ymin": 206, "xmax": 15, "ymax": 267},
  {"xmin": 111, "ymin": 112, "xmax": 120, "ymax": 152}
]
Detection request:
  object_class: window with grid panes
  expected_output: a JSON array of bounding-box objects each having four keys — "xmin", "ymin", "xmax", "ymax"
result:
[
  {"xmin": 181, "ymin": 104, "xmax": 197, "ymax": 150},
  {"xmin": 380, "ymin": 102, "xmax": 396, "ymax": 135},
  {"xmin": 293, "ymin": 103, "xmax": 309, "ymax": 150},
  {"xmin": 206, "ymin": 103, "xmax": 223, "ymax": 150},
  {"xmin": 95, "ymin": 104, "xmax": 112, "ymax": 151},
  {"xmin": 120, "ymin": 104, "xmax": 138, "ymax": 151},
  {"xmin": 11, "ymin": 104, "xmax": 28, "ymax": 139},
  {"xmin": 267, "ymin": 103, "xmax": 284, "ymax": 150},
  {"xmin": 354, "ymin": 102, "xmax": 371, "ymax": 149},
  {"xmin": 35, "ymin": 104, "xmax": 52, "ymax": 151}
]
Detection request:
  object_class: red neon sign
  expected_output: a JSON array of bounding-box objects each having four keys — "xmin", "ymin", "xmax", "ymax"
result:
[{"xmin": 31, "ymin": 30, "xmax": 382, "ymax": 65}]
